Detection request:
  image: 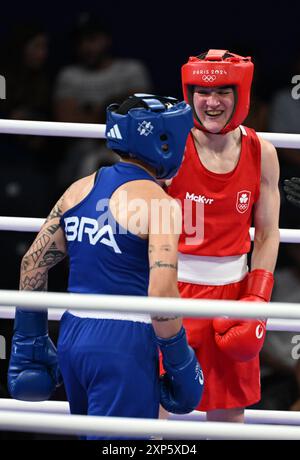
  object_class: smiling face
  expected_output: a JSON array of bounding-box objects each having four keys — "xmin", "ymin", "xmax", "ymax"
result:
[{"xmin": 193, "ymin": 85, "xmax": 235, "ymax": 133}]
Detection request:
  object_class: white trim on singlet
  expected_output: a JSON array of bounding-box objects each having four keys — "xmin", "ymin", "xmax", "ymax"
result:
[
  {"xmin": 67, "ymin": 310, "xmax": 152, "ymax": 323},
  {"xmin": 239, "ymin": 125, "xmax": 247, "ymax": 136},
  {"xmin": 178, "ymin": 253, "xmax": 248, "ymax": 285}
]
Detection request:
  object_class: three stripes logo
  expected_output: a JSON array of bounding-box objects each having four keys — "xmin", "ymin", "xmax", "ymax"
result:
[{"xmin": 107, "ymin": 124, "xmax": 123, "ymax": 140}]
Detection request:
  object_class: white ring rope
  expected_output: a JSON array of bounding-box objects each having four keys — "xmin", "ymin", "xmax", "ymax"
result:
[
  {"xmin": 266, "ymin": 318, "xmax": 300, "ymax": 332},
  {"xmin": 0, "ymin": 119, "xmax": 106, "ymax": 139},
  {"xmin": 1, "ymin": 399, "xmax": 300, "ymax": 426},
  {"xmin": 1, "ymin": 119, "xmax": 299, "ymax": 440},
  {"xmin": 0, "ymin": 289, "xmax": 299, "ymax": 319},
  {"xmin": 0, "ymin": 217, "xmax": 299, "ymax": 244},
  {"xmin": 0, "ymin": 410, "xmax": 300, "ymax": 439},
  {"xmin": 248, "ymin": 228, "xmax": 300, "ymax": 244},
  {"xmin": 0, "ymin": 399, "xmax": 69, "ymax": 414},
  {"xmin": 258, "ymin": 132, "xmax": 300, "ymax": 149},
  {"xmin": 0, "ymin": 119, "xmax": 299, "ymax": 149},
  {"xmin": 1, "ymin": 307, "xmax": 298, "ymax": 331},
  {"xmin": 172, "ymin": 410, "xmax": 300, "ymax": 426},
  {"xmin": 0, "ymin": 217, "xmax": 44, "ymax": 232}
]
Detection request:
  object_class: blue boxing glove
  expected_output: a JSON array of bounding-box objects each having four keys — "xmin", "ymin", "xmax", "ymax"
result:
[
  {"xmin": 157, "ymin": 327, "xmax": 204, "ymax": 414},
  {"xmin": 8, "ymin": 309, "xmax": 61, "ymax": 401}
]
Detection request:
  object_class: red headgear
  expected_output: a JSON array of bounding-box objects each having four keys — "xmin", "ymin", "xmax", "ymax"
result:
[{"xmin": 181, "ymin": 49, "xmax": 254, "ymax": 134}]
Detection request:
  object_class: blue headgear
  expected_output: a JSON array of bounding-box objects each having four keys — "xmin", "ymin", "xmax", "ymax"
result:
[{"xmin": 105, "ymin": 94, "xmax": 193, "ymax": 179}]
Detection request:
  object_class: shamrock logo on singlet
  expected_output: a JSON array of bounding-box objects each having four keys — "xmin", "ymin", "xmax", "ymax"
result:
[
  {"xmin": 240, "ymin": 193, "xmax": 249, "ymax": 204},
  {"xmin": 236, "ymin": 190, "xmax": 251, "ymax": 214}
]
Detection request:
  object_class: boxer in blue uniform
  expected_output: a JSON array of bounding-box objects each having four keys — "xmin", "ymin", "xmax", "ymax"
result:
[{"xmin": 8, "ymin": 94, "xmax": 203, "ymax": 439}]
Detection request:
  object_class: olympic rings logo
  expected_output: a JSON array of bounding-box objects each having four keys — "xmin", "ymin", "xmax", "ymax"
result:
[{"xmin": 202, "ymin": 75, "xmax": 217, "ymax": 82}]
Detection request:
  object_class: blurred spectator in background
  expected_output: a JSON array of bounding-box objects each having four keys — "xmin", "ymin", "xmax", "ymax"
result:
[
  {"xmin": 268, "ymin": 53, "xmax": 300, "ymax": 233},
  {"xmin": 243, "ymin": 66, "xmax": 269, "ymax": 132},
  {"xmin": 0, "ymin": 24, "xmax": 56, "ymax": 291},
  {"xmin": 257, "ymin": 245, "xmax": 300, "ymax": 411},
  {"xmin": 53, "ymin": 12, "xmax": 153, "ymax": 187},
  {"xmin": 268, "ymin": 53, "xmax": 300, "ymax": 180},
  {"xmin": 235, "ymin": 46, "xmax": 270, "ymax": 132},
  {"xmin": 0, "ymin": 23, "xmax": 53, "ymax": 173},
  {"xmin": 0, "ymin": 26, "xmax": 64, "ymax": 435},
  {"xmin": 1, "ymin": 24, "xmax": 51, "ymax": 122}
]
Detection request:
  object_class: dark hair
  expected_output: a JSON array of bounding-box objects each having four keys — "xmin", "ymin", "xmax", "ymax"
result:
[{"xmin": 74, "ymin": 12, "xmax": 111, "ymax": 41}]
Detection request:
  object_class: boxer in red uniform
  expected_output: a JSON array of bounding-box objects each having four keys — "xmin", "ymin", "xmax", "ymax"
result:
[{"xmin": 166, "ymin": 50, "xmax": 280, "ymax": 422}]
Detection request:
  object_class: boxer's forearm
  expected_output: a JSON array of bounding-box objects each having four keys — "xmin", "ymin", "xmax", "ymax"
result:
[
  {"xmin": 251, "ymin": 229, "xmax": 280, "ymax": 273},
  {"xmin": 19, "ymin": 228, "xmax": 65, "ymax": 291},
  {"xmin": 19, "ymin": 196, "xmax": 68, "ymax": 291},
  {"xmin": 150, "ymin": 282, "xmax": 182, "ymax": 339},
  {"xmin": 151, "ymin": 316, "xmax": 182, "ymax": 339},
  {"xmin": 148, "ymin": 239, "xmax": 182, "ymax": 338},
  {"xmin": 20, "ymin": 267, "xmax": 48, "ymax": 291}
]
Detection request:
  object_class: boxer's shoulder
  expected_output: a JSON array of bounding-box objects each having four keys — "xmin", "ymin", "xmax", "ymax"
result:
[
  {"xmin": 118, "ymin": 177, "xmax": 174, "ymax": 202},
  {"xmin": 61, "ymin": 172, "xmax": 97, "ymax": 214}
]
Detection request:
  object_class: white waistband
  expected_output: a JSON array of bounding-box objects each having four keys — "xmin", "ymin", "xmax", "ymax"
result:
[
  {"xmin": 67, "ymin": 309, "xmax": 152, "ymax": 323},
  {"xmin": 178, "ymin": 253, "xmax": 248, "ymax": 285}
]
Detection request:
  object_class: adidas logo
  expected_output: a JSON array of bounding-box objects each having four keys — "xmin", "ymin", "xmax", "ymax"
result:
[{"xmin": 107, "ymin": 124, "xmax": 122, "ymax": 140}]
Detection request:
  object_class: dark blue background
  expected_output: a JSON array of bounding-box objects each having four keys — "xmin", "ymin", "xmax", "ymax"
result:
[{"xmin": 0, "ymin": 0, "xmax": 297, "ymax": 97}]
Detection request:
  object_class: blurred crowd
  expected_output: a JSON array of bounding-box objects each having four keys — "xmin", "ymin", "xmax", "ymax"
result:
[{"xmin": 1, "ymin": 12, "xmax": 300, "ymax": 437}]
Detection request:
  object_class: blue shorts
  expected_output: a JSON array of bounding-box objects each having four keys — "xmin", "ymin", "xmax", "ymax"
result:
[{"xmin": 57, "ymin": 311, "xmax": 159, "ymax": 440}]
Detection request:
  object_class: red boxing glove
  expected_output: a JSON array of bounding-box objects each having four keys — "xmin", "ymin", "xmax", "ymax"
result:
[
  {"xmin": 242, "ymin": 269, "xmax": 274, "ymax": 303},
  {"xmin": 213, "ymin": 269, "xmax": 274, "ymax": 362}
]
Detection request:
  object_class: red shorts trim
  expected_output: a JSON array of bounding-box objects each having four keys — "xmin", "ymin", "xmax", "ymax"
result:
[{"xmin": 160, "ymin": 277, "xmax": 261, "ymax": 412}]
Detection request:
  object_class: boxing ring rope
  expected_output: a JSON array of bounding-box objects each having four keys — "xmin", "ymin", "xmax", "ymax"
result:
[
  {"xmin": 1, "ymin": 217, "xmax": 299, "ymax": 245},
  {"xmin": 1, "ymin": 398, "xmax": 300, "ymax": 426},
  {"xmin": 0, "ymin": 218, "xmax": 299, "ymax": 330},
  {"xmin": 0, "ymin": 118, "xmax": 300, "ymax": 149},
  {"xmin": 0, "ymin": 119, "xmax": 106, "ymax": 139},
  {"xmin": 1, "ymin": 120, "xmax": 300, "ymax": 438},
  {"xmin": 0, "ymin": 289, "xmax": 300, "ymax": 319},
  {"xmin": 1, "ymin": 410, "xmax": 300, "ymax": 439},
  {"xmin": 0, "ymin": 307, "xmax": 298, "ymax": 331}
]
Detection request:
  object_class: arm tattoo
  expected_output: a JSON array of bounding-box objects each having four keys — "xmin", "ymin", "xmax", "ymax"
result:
[
  {"xmin": 150, "ymin": 260, "xmax": 178, "ymax": 271},
  {"xmin": 45, "ymin": 196, "xmax": 64, "ymax": 222},
  {"xmin": 149, "ymin": 244, "xmax": 172, "ymax": 254},
  {"xmin": 20, "ymin": 272, "xmax": 48, "ymax": 291},
  {"xmin": 160, "ymin": 244, "xmax": 172, "ymax": 252},
  {"xmin": 151, "ymin": 315, "xmax": 180, "ymax": 322},
  {"xmin": 46, "ymin": 204, "xmax": 62, "ymax": 221},
  {"xmin": 37, "ymin": 243, "xmax": 66, "ymax": 268},
  {"xmin": 30, "ymin": 234, "xmax": 51, "ymax": 264},
  {"xmin": 20, "ymin": 195, "xmax": 67, "ymax": 291},
  {"xmin": 46, "ymin": 223, "xmax": 61, "ymax": 235}
]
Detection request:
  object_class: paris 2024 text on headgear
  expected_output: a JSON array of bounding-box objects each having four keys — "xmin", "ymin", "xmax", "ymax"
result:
[
  {"xmin": 105, "ymin": 94, "xmax": 193, "ymax": 179},
  {"xmin": 181, "ymin": 49, "xmax": 254, "ymax": 134}
]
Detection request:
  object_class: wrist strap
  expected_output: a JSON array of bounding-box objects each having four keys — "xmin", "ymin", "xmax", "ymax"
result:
[
  {"xmin": 245, "ymin": 269, "xmax": 274, "ymax": 302},
  {"xmin": 14, "ymin": 309, "xmax": 48, "ymax": 336},
  {"xmin": 156, "ymin": 327, "xmax": 190, "ymax": 367}
]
